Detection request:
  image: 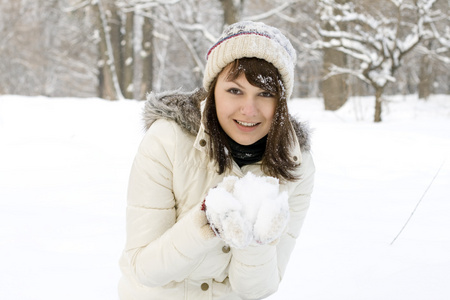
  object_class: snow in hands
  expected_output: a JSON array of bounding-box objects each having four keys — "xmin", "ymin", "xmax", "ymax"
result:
[{"xmin": 205, "ymin": 172, "xmax": 290, "ymax": 249}]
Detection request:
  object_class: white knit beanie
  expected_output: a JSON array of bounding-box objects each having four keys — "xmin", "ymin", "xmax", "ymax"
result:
[{"xmin": 203, "ymin": 21, "xmax": 297, "ymax": 99}]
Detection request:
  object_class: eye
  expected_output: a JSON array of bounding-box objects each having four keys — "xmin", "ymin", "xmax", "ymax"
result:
[
  {"xmin": 227, "ymin": 88, "xmax": 242, "ymax": 95},
  {"xmin": 259, "ymin": 91, "xmax": 275, "ymax": 98}
]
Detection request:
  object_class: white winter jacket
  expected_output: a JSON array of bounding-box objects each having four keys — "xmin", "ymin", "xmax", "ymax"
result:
[{"xmin": 118, "ymin": 89, "xmax": 315, "ymax": 299}]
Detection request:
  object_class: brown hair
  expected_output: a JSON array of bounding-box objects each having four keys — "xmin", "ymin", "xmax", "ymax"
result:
[{"xmin": 203, "ymin": 58, "xmax": 299, "ymax": 181}]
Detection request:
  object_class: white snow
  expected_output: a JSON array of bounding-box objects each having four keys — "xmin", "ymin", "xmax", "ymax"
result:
[
  {"xmin": 205, "ymin": 172, "xmax": 289, "ymax": 248},
  {"xmin": 1, "ymin": 93, "xmax": 449, "ymax": 299}
]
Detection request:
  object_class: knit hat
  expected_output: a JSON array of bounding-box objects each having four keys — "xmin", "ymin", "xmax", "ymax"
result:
[{"xmin": 203, "ymin": 21, "xmax": 297, "ymax": 99}]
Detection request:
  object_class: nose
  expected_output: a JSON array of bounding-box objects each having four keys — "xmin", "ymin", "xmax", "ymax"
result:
[{"xmin": 240, "ymin": 96, "xmax": 257, "ymax": 116}]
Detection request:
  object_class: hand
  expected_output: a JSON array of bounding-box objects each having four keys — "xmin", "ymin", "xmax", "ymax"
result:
[
  {"xmin": 233, "ymin": 173, "xmax": 289, "ymax": 245},
  {"xmin": 252, "ymin": 191, "xmax": 289, "ymax": 245},
  {"xmin": 205, "ymin": 173, "xmax": 289, "ymax": 248},
  {"xmin": 204, "ymin": 176, "xmax": 253, "ymax": 249}
]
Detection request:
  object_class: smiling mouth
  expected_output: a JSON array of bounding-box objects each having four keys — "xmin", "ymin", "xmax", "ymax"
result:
[{"xmin": 235, "ymin": 120, "xmax": 259, "ymax": 127}]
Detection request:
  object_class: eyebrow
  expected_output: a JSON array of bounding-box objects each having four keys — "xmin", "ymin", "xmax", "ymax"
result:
[
  {"xmin": 230, "ymin": 79, "xmax": 245, "ymax": 89},
  {"xmin": 229, "ymin": 80, "xmax": 270, "ymax": 94}
]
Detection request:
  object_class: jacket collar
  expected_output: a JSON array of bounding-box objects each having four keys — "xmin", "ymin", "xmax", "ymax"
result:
[{"xmin": 194, "ymin": 121, "xmax": 209, "ymax": 153}]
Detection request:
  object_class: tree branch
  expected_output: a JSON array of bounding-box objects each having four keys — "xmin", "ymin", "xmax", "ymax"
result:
[{"xmin": 245, "ymin": 1, "xmax": 300, "ymax": 21}]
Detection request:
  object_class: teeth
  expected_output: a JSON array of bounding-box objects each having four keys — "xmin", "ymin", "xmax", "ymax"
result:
[{"xmin": 236, "ymin": 120, "xmax": 258, "ymax": 127}]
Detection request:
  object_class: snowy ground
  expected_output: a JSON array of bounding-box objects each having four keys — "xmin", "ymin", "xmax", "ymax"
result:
[{"xmin": 0, "ymin": 94, "xmax": 449, "ymax": 299}]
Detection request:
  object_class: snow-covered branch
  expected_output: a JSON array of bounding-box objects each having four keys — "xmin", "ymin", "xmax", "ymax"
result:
[
  {"xmin": 323, "ymin": 64, "xmax": 371, "ymax": 84},
  {"xmin": 117, "ymin": 0, "xmax": 181, "ymax": 10},
  {"xmin": 318, "ymin": 0, "xmax": 447, "ymax": 89},
  {"xmin": 317, "ymin": 0, "xmax": 448, "ymax": 121},
  {"xmin": 162, "ymin": 5, "xmax": 205, "ymax": 72},
  {"xmin": 171, "ymin": 23, "xmax": 217, "ymax": 44},
  {"xmin": 61, "ymin": 0, "xmax": 90, "ymax": 12},
  {"xmin": 245, "ymin": 0, "xmax": 300, "ymax": 21}
]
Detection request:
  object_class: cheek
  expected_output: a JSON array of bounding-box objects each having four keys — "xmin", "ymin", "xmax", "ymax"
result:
[
  {"xmin": 264, "ymin": 102, "xmax": 277, "ymax": 123},
  {"xmin": 214, "ymin": 97, "xmax": 226, "ymax": 120},
  {"xmin": 214, "ymin": 96, "xmax": 232, "ymax": 128},
  {"xmin": 214, "ymin": 90, "xmax": 237, "ymax": 118}
]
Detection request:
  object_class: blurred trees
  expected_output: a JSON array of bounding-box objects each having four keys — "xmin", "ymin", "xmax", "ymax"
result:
[
  {"xmin": 317, "ymin": 0, "xmax": 449, "ymax": 122},
  {"xmin": 0, "ymin": 0, "xmax": 97, "ymax": 97},
  {"xmin": 0, "ymin": 0, "xmax": 448, "ymax": 119}
]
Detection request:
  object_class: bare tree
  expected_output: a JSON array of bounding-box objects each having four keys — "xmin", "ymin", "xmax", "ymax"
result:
[{"xmin": 317, "ymin": 0, "xmax": 449, "ymax": 122}]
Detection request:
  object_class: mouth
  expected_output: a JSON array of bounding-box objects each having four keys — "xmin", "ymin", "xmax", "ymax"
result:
[{"xmin": 234, "ymin": 120, "xmax": 260, "ymax": 127}]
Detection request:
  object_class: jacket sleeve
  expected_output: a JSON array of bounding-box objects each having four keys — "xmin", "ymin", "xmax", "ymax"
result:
[
  {"xmin": 228, "ymin": 151, "xmax": 315, "ymax": 299},
  {"xmin": 121, "ymin": 119, "xmax": 219, "ymax": 287}
]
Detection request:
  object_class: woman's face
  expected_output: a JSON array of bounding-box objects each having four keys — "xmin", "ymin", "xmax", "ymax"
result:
[{"xmin": 214, "ymin": 66, "xmax": 277, "ymax": 146}]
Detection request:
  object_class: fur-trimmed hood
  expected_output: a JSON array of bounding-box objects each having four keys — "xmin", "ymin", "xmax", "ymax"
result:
[{"xmin": 143, "ymin": 88, "xmax": 311, "ymax": 152}]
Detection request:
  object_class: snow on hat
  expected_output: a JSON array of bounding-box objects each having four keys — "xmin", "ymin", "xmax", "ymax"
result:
[{"xmin": 203, "ymin": 21, "xmax": 297, "ymax": 99}]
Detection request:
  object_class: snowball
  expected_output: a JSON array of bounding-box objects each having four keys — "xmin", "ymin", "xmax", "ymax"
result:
[
  {"xmin": 205, "ymin": 186, "xmax": 241, "ymax": 214},
  {"xmin": 233, "ymin": 172, "xmax": 279, "ymax": 224},
  {"xmin": 205, "ymin": 172, "xmax": 290, "ymax": 247}
]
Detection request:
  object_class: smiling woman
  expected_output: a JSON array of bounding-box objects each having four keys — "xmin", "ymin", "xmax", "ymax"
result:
[
  {"xmin": 204, "ymin": 57, "xmax": 299, "ymax": 180},
  {"xmin": 119, "ymin": 21, "xmax": 315, "ymax": 300},
  {"xmin": 214, "ymin": 59, "xmax": 278, "ymax": 145}
]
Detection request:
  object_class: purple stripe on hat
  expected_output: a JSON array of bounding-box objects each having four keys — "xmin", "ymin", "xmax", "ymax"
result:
[{"xmin": 206, "ymin": 31, "xmax": 272, "ymax": 60}]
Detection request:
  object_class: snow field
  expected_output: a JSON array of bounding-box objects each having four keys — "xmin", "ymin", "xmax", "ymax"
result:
[{"xmin": 0, "ymin": 94, "xmax": 449, "ymax": 299}]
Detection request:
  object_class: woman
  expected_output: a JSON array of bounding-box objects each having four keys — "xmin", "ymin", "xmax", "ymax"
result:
[{"xmin": 119, "ymin": 21, "xmax": 315, "ymax": 299}]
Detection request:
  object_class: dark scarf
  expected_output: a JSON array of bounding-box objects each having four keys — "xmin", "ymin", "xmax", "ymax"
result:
[{"xmin": 227, "ymin": 135, "xmax": 267, "ymax": 167}]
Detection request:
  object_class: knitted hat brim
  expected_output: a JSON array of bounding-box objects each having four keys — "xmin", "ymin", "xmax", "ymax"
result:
[{"xmin": 203, "ymin": 33, "xmax": 294, "ymax": 99}]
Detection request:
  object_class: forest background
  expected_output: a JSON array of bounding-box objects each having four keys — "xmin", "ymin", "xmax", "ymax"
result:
[
  {"xmin": 1, "ymin": 2, "xmax": 450, "ymax": 298},
  {"xmin": 0, "ymin": 0, "xmax": 449, "ymax": 122}
]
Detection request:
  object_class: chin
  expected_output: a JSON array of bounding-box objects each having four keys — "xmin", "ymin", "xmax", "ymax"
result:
[{"xmin": 233, "ymin": 136, "xmax": 258, "ymax": 146}]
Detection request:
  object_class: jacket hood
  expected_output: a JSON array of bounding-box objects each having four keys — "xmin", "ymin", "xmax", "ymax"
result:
[{"xmin": 143, "ymin": 88, "xmax": 311, "ymax": 152}]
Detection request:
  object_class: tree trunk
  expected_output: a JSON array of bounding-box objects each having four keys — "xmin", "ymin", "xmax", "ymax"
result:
[
  {"xmin": 374, "ymin": 87, "xmax": 383, "ymax": 122},
  {"xmin": 418, "ymin": 41, "xmax": 433, "ymax": 100},
  {"xmin": 322, "ymin": 0, "xmax": 348, "ymax": 111},
  {"xmin": 93, "ymin": 0, "xmax": 124, "ymax": 100},
  {"xmin": 139, "ymin": 16, "xmax": 153, "ymax": 100},
  {"xmin": 323, "ymin": 47, "xmax": 348, "ymax": 110},
  {"xmin": 108, "ymin": 2, "xmax": 123, "ymax": 87},
  {"xmin": 95, "ymin": 6, "xmax": 115, "ymax": 100},
  {"xmin": 220, "ymin": 0, "xmax": 243, "ymax": 26},
  {"xmin": 122, "ymin": 11, "xmax": 134, "ymax": 99}
]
